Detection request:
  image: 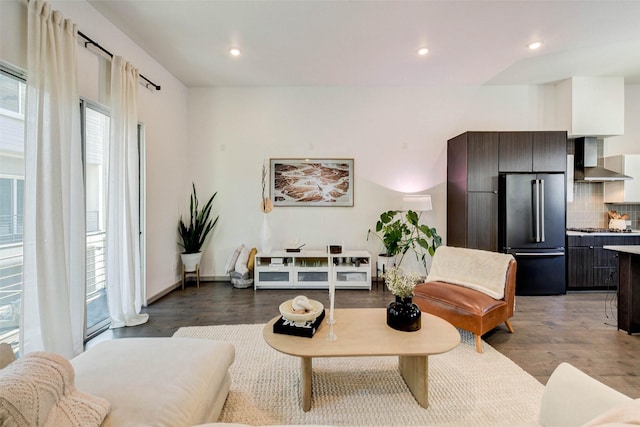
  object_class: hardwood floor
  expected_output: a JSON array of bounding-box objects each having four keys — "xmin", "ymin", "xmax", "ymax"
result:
[{"xmin": 94, "ymin": 280, "xmax": 640, "ymax": 398}]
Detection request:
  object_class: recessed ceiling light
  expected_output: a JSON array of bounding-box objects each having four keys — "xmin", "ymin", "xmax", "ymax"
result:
[
  {"xmin": 229, "ymin": 48, "xmax": 241, "ymax": 57},
  {"xmin": 527, "ymin": 41, "xmax": 543, "ymax": 50},
  {"xmin": 417, "ymin": 47, "xmax": 429, "ymax": 56}
]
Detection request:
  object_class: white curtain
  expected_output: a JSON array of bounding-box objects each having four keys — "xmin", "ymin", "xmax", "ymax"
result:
[
  {"xmin": 106, "ymin": 56, "xmax": 149, "ymax": 328},
  {"xmin": 22, "ymin": 0, "xmax": 85, "ymax": 358}
]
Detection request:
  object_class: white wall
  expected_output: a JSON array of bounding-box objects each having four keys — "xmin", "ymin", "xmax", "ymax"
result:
[
  {"xmin": 1, "ymin": 0, "xmax": 190, "ymax": 302},
  {"xmin": 5, "ymin": 0, "xmax": 638, "ymax": 293},
  {"xmin": 606, "ymin": 85, "xmax": 640, "ymax": 155},
  {"xmin": 188, "ymin": 85, "xmax": 548, "ymax": 277}
]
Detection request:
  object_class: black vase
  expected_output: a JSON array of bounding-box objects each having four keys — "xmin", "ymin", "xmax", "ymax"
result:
[{"xmin": 387, "ymin": 295, "xmax": 421, "ymax": 332}]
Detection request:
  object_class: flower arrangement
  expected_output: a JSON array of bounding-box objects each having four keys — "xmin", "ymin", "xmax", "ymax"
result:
[
  {"xmin": 383, "ymin": 266, "xmax": 420, "ymax": 298},
  {"xmin": 260, "ymin": 160, "xmax": 273, "ymax": 213}
]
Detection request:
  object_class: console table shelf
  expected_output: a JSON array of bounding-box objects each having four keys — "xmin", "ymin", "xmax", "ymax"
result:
[{"xmin": 254, "ymin": 250, "xmax": 371, "ymax": 290}]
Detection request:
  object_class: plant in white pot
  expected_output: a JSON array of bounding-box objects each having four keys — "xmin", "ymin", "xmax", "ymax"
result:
[{"xmin": 178, "ymin": 183, "xmax": 219, "ymax": 272}]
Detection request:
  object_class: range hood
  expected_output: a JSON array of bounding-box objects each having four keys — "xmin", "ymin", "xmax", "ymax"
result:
[{"xmin": 574, "ymin": 137, "xmax": 631, "ymax": 182}]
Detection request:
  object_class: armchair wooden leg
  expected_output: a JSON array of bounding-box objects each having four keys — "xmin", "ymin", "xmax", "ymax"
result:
[
  {"xmin": 475, "ymin": 335, "xmax": 482, "ymax": 353},
  {"xmin": 505, "ymin": 319, "xmax": 514, "ymax": 333}
]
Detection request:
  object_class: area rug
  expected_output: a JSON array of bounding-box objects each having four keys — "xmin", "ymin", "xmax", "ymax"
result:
[{"xmin": 173, "ymin": 324, "xmax": 543, "ymax": 426}]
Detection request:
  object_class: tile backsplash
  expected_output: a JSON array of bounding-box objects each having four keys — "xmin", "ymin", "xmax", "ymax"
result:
[
  {"xmin": 567, "ymin": 181, "xmax": 640, "ymax": 229},
  {"xmin": 566, "ymin": 138, "xmax": 639, "ymax": 230}
]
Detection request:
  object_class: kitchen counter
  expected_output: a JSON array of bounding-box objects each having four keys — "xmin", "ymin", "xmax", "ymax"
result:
[
  {"xmin": 603, "ymin": 245, "xmax": 640, "ymax": 255},
  {"xmin": 567, "ymin": 230, "xmax": 640, "ymax": 236}
]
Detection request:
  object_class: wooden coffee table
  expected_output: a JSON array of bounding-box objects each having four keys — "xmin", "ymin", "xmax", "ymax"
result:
[{"xmin": 263, "ymin": 308, "xmax": 460, "ymax": 411}]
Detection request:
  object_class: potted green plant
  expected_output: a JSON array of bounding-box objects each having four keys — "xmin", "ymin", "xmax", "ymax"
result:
[
  {"xmin": 367, "ymin": 209, "xmax": 442, "ymax": 276},
  {"xmin": 178, "ymin": 183, "xmax": 219, "ymax": 272}
]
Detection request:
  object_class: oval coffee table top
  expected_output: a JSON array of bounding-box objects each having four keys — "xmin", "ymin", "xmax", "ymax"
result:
[{"xmin": 263, "ymin": 307, "xmax": 460, "ymax": 358}]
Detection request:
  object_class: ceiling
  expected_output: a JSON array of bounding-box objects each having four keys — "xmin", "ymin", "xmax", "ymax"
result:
[{"xmin": 86, "ymin": 0, "xmax": 640, "ymax": 88}]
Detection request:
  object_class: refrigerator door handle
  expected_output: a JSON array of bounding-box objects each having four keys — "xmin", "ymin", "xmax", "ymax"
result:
[
  {"xmin": 540, "ymin": 179, "xmax": 545, "ymax": 243},
  {"xmin": 533, "ymin": 179, "xmax": 541, "ymax": 242},
  {"xmin": 514, "ymin": 252, "xmax": 565, "ymax": 256}
]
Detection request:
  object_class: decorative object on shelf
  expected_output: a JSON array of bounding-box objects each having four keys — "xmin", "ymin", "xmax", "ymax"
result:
[
  {"xmin": 178, "ymin": 183, "xmax": 219, "ymax": 275},
  {"xmin": 384, "ymin": 267, "xmax": 422, "ymax": 331},
  {"xmin": 328, "ymin": 244, "xmax": 342, "ymax": 254},
  {"xmin": 270, "ymin": 158, "xmax": 354, "ymax": 207},
  {"xmin": 285, "ymin": 243, "xmax": 305, "ymax": 253},
  {"xmin": 367, "ymin": 194, "xmax": 441, "ymax": 276}
]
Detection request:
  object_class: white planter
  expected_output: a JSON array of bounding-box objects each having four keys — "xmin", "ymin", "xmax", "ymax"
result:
[
  {"xmin": 181, "ymin": 252, "xmax": 202, "ymax": 272},
  {"xmin": 377, "ymin": 254, "xmax": 396, "ymax": 273}
]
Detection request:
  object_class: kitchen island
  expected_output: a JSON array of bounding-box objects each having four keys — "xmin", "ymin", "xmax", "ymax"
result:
[{"xmin": 604, "ymin": 245, "xmax": 640, "ymax": 334}]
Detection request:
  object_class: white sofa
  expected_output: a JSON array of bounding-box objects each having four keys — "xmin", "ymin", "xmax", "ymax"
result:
[
  {"xmin": 2, "ymin": 341, "xmax": 637, "ymax": 427},
  {"xmin": 538, "ymin": 362, "xmax": 637, "ymax": 427},
  {"xmin": 0, "ymin": 338, "xmax": 235, "ymax": 427}
]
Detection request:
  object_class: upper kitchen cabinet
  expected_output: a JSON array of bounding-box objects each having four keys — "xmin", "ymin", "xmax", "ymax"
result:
[
  {"xmin": 466, "ymin": 132, "xmax": 499, "ymax": 192},
  {"xmin": 448, "ymin": 131, "xmax": 499, "ymax": 193},
  {"xmin": 499, "ymin": 131, "xmax": 567, "ymax": 172},
  {"xmin": 498, "ymin": 132, "xmax": 532, "ymax": 172},
  {"xmin": 604, "ymin": 155, "xmax": 640, "ymax": 203},
  {"xmin": 553, "ymin": 77, "xmax": 624, "ymax": 138}
]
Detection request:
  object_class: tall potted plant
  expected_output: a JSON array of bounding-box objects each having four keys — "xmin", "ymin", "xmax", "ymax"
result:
[
  {"xmin": 367, "ymin": 209, "xmax": 441, "ymax": 276},
  {"xmin": 178, "ymin": 183, "xmax": 219, "ymax": 272}
]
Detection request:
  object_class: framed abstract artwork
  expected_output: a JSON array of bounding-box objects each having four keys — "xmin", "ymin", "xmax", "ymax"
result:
[{"xmin": 270, "ymin": 158, "xmax": 354, "ymax": 207}]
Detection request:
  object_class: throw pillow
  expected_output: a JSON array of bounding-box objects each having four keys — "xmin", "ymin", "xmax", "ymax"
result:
[
  {"xmin": 235, "ymin": 246, "xmax": 250, "ymax": 276},
  {"xmin": 224, "ymin": 245, "xmax": 244, "ymax": 274},
  {"xmin": 0, "ymin": 351, "xmax": 110, "ymax": 427},
  {"xmin": 247, "ymin": 247, "xmax": 258, "ymax": 270}
]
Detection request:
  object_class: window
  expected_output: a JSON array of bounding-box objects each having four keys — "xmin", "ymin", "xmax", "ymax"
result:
[
  {"xmin": 0, "ymin": 66, "xmax": 145, "ymax": 350},
  {"xmin": 0, "ymin": 67, "xmax": 26, "ymax": 350}
]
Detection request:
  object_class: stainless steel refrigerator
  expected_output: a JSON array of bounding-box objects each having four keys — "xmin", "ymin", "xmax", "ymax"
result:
[{"xmin": 498, "ymin": 173, "xmax": 566, "ymax": 295}]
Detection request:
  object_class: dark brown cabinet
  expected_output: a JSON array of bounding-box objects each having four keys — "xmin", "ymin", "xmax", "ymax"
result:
[
  {"xmin": 566, "ymin": 235, "xmax": 640, "ymax": 290},
  {"xmin": 467, "ymin": 132, "xmax": 499, "ymax": 192},
  {"xmin": 467, "ymin": 192, "xmax": 498, "ymax": 250},
  {"xmin": 533, "ymin": 132, "xmax": 568, "ymax": 171},
  {"xmin": 447, "ymin": 132, "xmax": 499, "ymax": 251},
  {"xmin": 499, "ymin": 131, "xmax": 567, "ymax": 173},
  {"xmin": 447, "ymin": 131, "xmax": 566, "ymax": 253}
]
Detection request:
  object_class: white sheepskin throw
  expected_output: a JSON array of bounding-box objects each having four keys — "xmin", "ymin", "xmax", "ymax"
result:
[
  {"xmin": 426, "ymin": 246, "xmax": 514, "ymax": 299},
  {"xmin": 0, "ymin": 351, "xmax": 110, "ymax": 427}
]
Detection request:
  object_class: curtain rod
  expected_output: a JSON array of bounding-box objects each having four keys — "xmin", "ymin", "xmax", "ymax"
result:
[{"xmin": 78, "ymin": 31, "xmax": 161, "ymax": 91}]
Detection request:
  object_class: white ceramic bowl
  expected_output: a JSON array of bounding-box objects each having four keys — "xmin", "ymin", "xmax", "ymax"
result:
[{"xmin": 279, "ymin": 299, "xmax": 324, "ymax": 325}]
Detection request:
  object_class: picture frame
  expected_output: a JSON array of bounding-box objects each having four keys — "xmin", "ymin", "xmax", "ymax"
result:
[{"xmin": 270, "ymin": 158, "xmax": 354, "ymax": 207}]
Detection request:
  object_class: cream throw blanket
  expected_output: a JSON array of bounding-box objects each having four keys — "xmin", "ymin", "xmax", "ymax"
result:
[
  {"xmin": 426, "ymin": 246, "xmax": 514, "ymax": 299},
  {"xmin": 0, "ymin": 351, "xmax": 110, "ymax": 427}
]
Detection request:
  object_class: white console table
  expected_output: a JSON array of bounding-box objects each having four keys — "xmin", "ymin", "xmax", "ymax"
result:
[{"xmin": 254, "ymin": 250, "xmax": 371, "ymax": 290}]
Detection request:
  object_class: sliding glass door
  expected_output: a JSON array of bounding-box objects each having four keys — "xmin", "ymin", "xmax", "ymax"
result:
[
  {"xmin": 82, "ymin": 100, "xmax": 110, "ymax": 338},
  {"xmin": 81, "ymin": 99, "xmax": 146, "ymax": 340}
]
